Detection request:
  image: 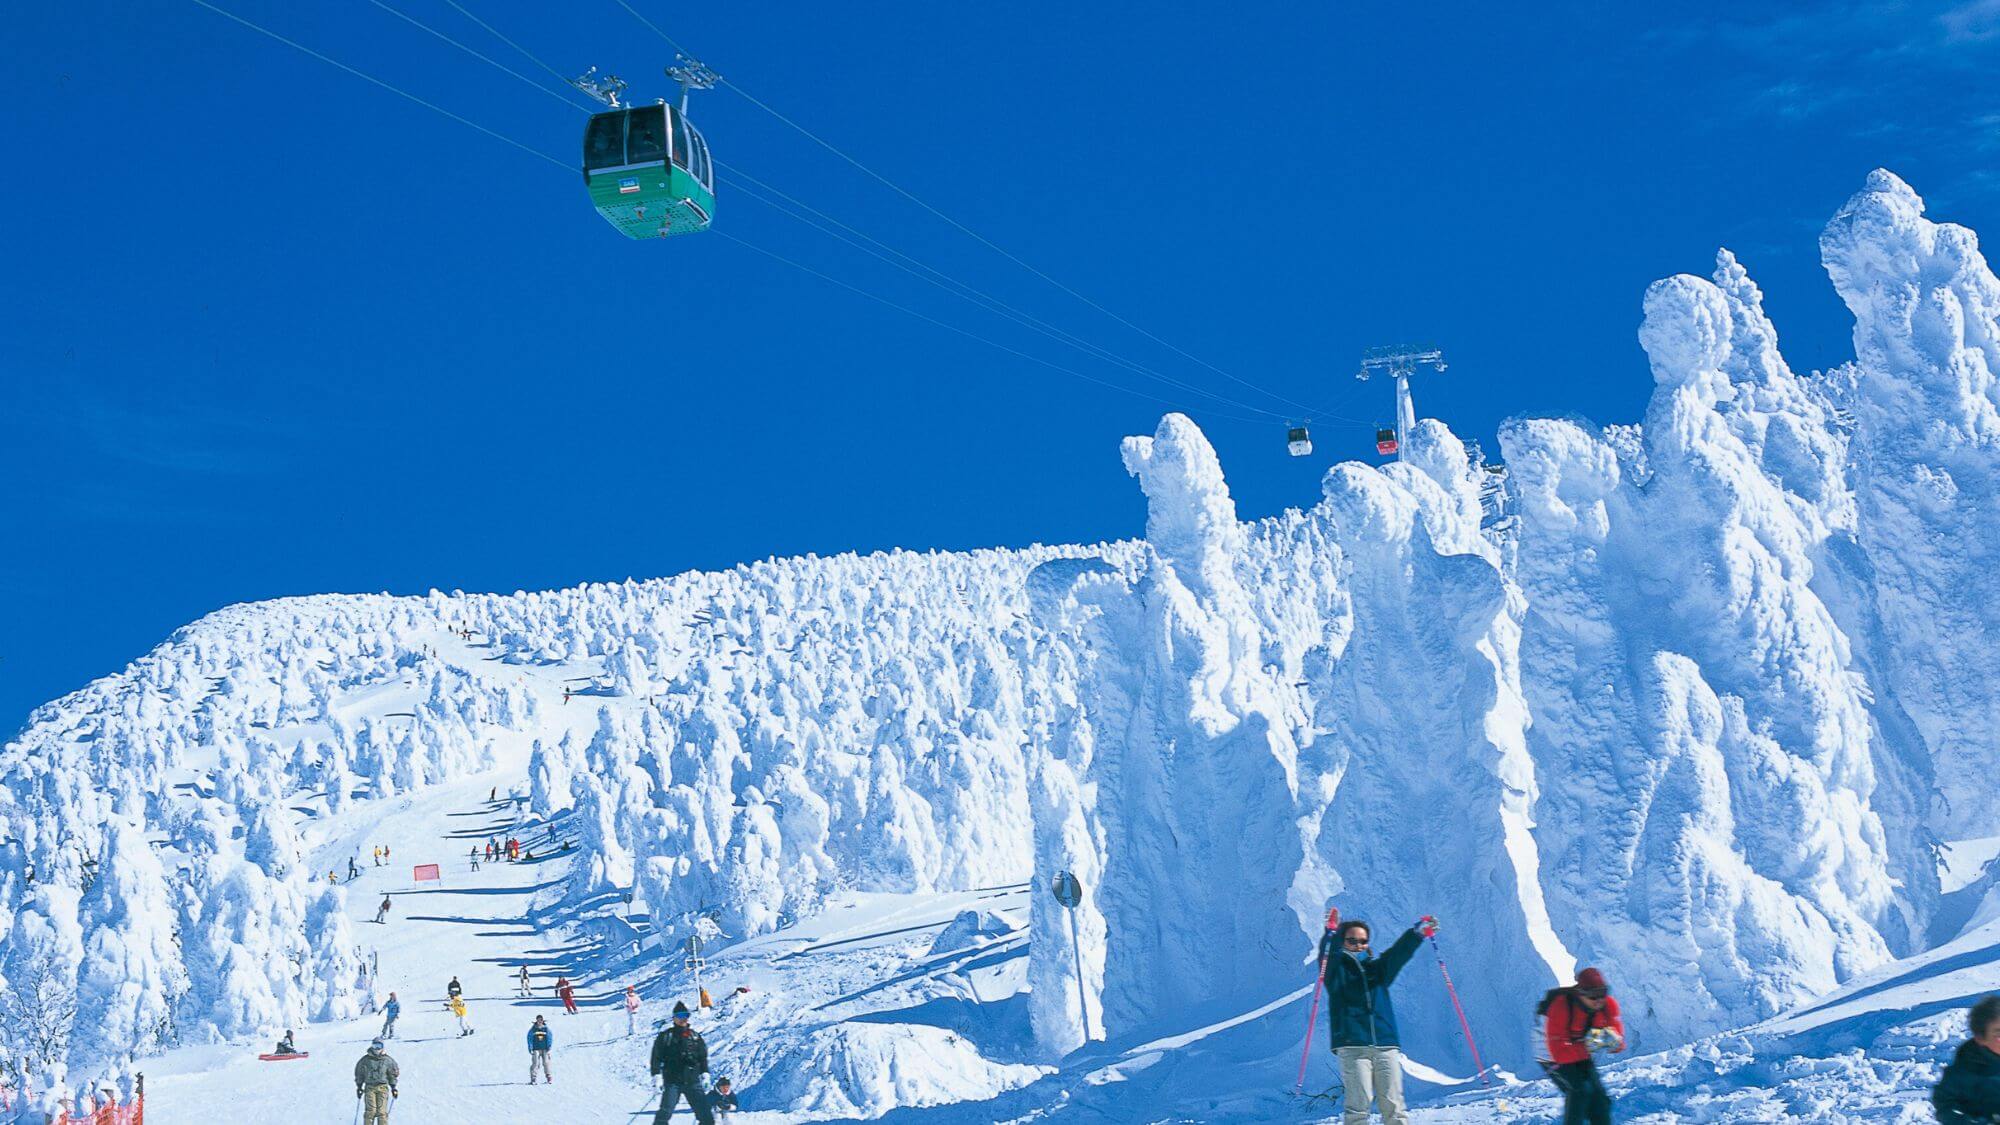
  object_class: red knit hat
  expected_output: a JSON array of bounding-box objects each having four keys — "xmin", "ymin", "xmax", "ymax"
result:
[{"xmin": 1575, "ymin": 967, "xmax": 1608, "ymax": 994}]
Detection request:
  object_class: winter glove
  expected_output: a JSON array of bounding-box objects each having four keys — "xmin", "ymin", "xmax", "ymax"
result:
[{"xmin": 1417, "ymin": 915, "xmax": 1439, "ymax": 938}]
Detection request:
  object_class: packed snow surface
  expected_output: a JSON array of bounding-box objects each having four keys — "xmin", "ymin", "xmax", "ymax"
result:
[{"xmin": 6, "ymin": 169, "xmax": 2000, "ymax": 1121}]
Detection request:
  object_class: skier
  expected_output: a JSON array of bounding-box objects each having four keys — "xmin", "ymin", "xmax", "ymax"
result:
[
  {"xmin": 469, "ymin": 846, "xmax": 480, "ymax": 872},
  {"xmin": 1540, "ymin": 967, "xmax": 1624, "ymax": 1125},
  {"xmin": 354, "ymin": 1038, "xmax": 400, "ymax": 1125},
  {"xmin": 372, "ymin": 846, "xmax": 381, "ymax": 866},
  {"xmin": 375, "ymin": 895, "xmax": 393, "ymax": 924},
  {"xmin": 327, "ymin": 870, "xmax": 337, "ymax": 885},
  {"xmin": 447, "ymin": 976, "xmax": 463, "ymax": 1003},
  {"xmin": 555, "ymin": 975, "xmax": 579, "ymax": 1015},
  {"xmin": 527, "ymin": 1014, "xmax": 555, "ymax": 1085},
  {"xmin": 517, "ymin": 965, "xmax": 533, "ymax": 998},
  {"xmin": 490, "ymin": 786, "xmax": 497, "ymax": 802},
  {"xmin": 274, "ymin": 1029, "xmax": 297, "ymax": 1056},
  {"xmin": 625, "ymin": 984, "xmax": 642, "ymax": 1036},
  {"xmin": 649, "ymin": 1002, "xmax": 713, "ymax": 1124},
  {"xmin": 1318, "ymin": 916, "xmax": 1427, "ymax": 1125},
  {"xmin": 348, "ymin": 856, "xmax": 360, "ymax": 880},
  {"xmin": 710, "ymin": 1077, "xmax": 737, "ymax": 1123},
  {"xmin": 381, "ymin": 992, "xmax": 401, "ymax": 1039},
  {"xmin": 1934, "ymin": 994, "xmax": 2000, "ymax": 1123},
  {"xmin": 450, "ymin": 994, "xmax": 474, "ymax": 1037}
]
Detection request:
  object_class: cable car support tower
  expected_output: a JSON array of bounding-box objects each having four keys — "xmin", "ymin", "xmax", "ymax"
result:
[{"xmin": 1356, "ymin": 345, "xmax": 1447, "ymax": 462}]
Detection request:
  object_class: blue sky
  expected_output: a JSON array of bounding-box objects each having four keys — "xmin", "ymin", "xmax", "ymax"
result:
[{"xmin": 3, "ymin": 1, "xmax": 1997, "ymax": 730}]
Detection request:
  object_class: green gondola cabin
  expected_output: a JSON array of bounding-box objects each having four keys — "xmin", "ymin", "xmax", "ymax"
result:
[{"xmin": 583, "ymin": 103, "xmax": 714, "ymax": 240}]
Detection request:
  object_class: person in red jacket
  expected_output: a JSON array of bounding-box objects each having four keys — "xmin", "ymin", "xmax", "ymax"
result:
[
  {"xmin": 555, "ymin": 975, "xmax": 579, "ymax": 1015},
  {"xmin": 1542, "ymin": 966, "xmax": 1624, "ymax": 1125}
]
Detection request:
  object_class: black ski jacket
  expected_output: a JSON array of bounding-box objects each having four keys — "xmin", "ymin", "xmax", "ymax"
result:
[
  {"xmin": 651, "ymin": 1025, "xmax": 710, "ymax": 1085},
  {"xmin": 1936, "ymin": 1040, "xmax": 2000, "ymax": 1123},
  {"xmin": 1318, "ymin": 926, "xmax": 1423, "ymax": 1049}
]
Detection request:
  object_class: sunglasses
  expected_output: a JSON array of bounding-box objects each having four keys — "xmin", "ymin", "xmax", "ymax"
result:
[{"xmin": 1342, "ymin": 936, "xmax": 1370, "ymax": 946}]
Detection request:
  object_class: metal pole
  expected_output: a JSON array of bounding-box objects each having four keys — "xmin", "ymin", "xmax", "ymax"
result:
[
  {"xmin": 1395, "ymin": 373, "xmax": 1416, "ymax": 462},
  {"xmin": 1065, "ymin": 907, "xmax": 1092, "ymax": 1043}
]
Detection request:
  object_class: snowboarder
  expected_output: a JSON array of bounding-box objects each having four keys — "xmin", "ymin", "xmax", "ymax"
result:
[
  {"xmin": 527, "ymin": 1014, "xmax": 555, "ymax": 1085},
  {"xmin": 1540, "ymin": 967, "xmax": 1624, "ymax": 1125},
  {"xmin": 274, "ymin": 1029, "xmax": 296, "ymax": 1056},
  {"xmin": 625, "ymin": 984, "xmax": 642, "ymax": 1036},
  {"xmin": 710, "ymin": 1077, "xmax": 737, "ymax": 1123},
  {"xmin": 450, "ymin": 994, "xmax": 474, "ymax": 1037},
  {"xmin": 373, "ymin": 845, "xmax": 382, "ymax": 866},
  {"xmin": 1935, "ymin": 993, "xmax": 2000, "ymax": 1123},
  {"xmin": 517, "ymin": 965, "xmax": 533, "ymax": 997},
  {"xmin": 327, "ymin": 870, "xmax": 337, "ymax": 885},
  {"xmin": 649, "ymin": 1002, "xmax": 713, "ymax": 1124},
  {"xmin": 490, "ymin": 786, "xmax": 497, "ymax": 802},
  {"xmin": 555, "ymin": 975, "xmax": 578, "ymax": 1015},
  {"xmin": 381, "ymin": 992, "xmax": 401, "ymax": 1039},
  {"xmin": 1318, "ymin": 916, "xmax": 1427, "ymax": 1125},
  {"xmin": 354, "ymin": 1038, "xmax": 400, "ymax": 1125},
  {"xmin": 447, "ymin": 976, "xmax": 463, "ymax": 1002},
  {"xmin": 348, "ymin": 856, "xmax": 359, "ymax": 880},
  {"xmin": 375, "ymin": 895, "xmax": 393, "ymax": 924}
]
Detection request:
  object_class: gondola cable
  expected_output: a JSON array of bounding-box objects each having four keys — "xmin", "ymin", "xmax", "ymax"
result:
[
  {"xmin": 342, "ymin": 0, "xmax": 1327, "ymax": 423},
  {"xmin": 604, "ymin": 0, "xmax": 1334, "ymax": 423},
  {"xmin": 182, "ymin": 0, "xmax": 1276, "ymax": 425}
]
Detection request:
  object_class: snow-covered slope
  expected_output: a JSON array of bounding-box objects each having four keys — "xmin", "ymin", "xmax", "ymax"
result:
[{"xmin": 6, "ymin": 168, "xmax": 2000, "ymax": 1120}]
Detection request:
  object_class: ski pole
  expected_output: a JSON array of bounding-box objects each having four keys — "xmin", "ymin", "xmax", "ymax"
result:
[
  {"xmin": 1419, "ymin": 916, "xmax": 1491, "ymax": 1088},
  {"xmin": 1293, "ymin": 906, "xmax": 1339, "ymax": 1092}
]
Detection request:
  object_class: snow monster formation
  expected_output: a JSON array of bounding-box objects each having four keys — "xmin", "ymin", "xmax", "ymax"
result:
[
  {"xmin": 7, "ymin": 171, "xmax": 2000, "ymax": 1105},
  {"xmin": 1024, "ymin": 415, "xmax": 1321, "ymax": 1054}
]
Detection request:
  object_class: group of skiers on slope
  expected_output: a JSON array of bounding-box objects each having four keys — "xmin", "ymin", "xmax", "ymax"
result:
[
  {"xmin": 350, "ymin": 997, "xmax": 740, "ymax": 1122},
  {"xmin": 1317, "ymin": 914, "xmax": 1623, "ymax": 1125}
]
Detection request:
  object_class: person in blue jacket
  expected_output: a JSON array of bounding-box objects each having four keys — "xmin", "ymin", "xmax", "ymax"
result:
[
  {"xmin": 380, "ymin": 992, "xmax": 401, "ymax": 1040},
  {"xmin": 1317, "ymin": 916, "xmax": 1430, "ymax": 1125},
  {"xmin": 527, "ymin": 1014, "xmax": 555, "ymax": 1084}
]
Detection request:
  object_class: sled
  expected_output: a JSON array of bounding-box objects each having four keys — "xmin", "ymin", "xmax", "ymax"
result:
[{"xmin": 258, "ymin": 1052, "xmax": 310, "ymax": 1061}]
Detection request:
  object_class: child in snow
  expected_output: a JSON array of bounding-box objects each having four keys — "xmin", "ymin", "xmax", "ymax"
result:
[
  {"xmin": 710, "ymin": 1077, "xmax": 738, "ymax": 1122},
  {"xmin": 527, "ymin": 1014, "xmax": 555, "ymax": 1084},
  {"xmin": 381, "ymin": 992, "xmax": 401, "ymax": 1039},
  {"xmin": 450, "ymin": 994, "xmax": 474, "ymax": 1037},
  {"xmin": 625, "ymin": 984, "xmax": 641, "ymax": 1036},
  {"xmin": 274, "ymin": 1029, "xmax": 296, "ymax": 1055},
  {"xmin": 1936, "ymin": 993, "xmax": 2000, "ymax": 1123}
]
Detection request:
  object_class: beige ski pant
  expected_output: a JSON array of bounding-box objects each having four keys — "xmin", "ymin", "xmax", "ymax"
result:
[
  {"xmin": 530, "ymin": 1048, "xmax": 552, "ymax": 1082},
  {"xmin": 1336, "ymin": 1046, "xmax": 1407, "ymax": 1125},
  {"xmin": 361, "ymin": 1084, "xmax": 393, "ymax": 1124}
]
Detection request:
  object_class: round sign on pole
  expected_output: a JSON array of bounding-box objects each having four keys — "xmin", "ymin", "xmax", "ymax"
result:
[{"xmin": 1050, "ymin": 870, "xmax": 1083, "ymax": 910}]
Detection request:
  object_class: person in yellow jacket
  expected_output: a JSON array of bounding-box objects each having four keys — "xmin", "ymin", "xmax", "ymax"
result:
[{"xmin": 450, "ymin": 993, "xmax": 475, "ymax": 1038}]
